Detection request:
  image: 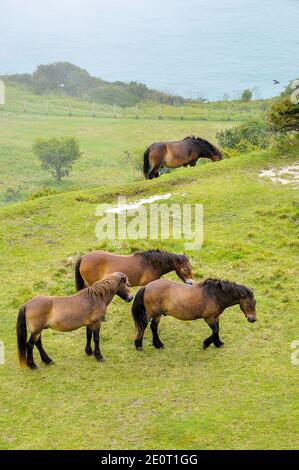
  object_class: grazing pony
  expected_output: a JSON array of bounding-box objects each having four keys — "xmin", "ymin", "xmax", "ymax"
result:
[
  {"xmin": 132, "ymin": 278, "xmax": 256, "ymax": 351},
  {"xmin": 143, "ymin": 136, "xmax": 222, "ymax": 179},
  {"xmin": 17, "ymin": 273, "xmax": 133, "ymax": 369}
]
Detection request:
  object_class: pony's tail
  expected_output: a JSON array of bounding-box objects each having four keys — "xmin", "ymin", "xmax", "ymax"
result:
[
  {"xmin": 143, "ymin": 147, "xmax": 151, "ymax": 179},
  {"xmin": 75, "ymin": 257, "xmax": 85, "ymax": 291},
  {"xmin": 17, "ymin": 305, "xmax": 27, "ymax": 367},
  {"xmin": 132, "ymin": 287, "xmax": 148, "ymax": 331}
]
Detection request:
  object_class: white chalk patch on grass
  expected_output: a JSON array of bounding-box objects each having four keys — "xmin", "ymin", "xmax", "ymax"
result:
[
  {"xmin": 259, "ymin": 164, "xmax": 299, "ymax": 187},
  {"xmin": 105, "ymin": 193, "xmax": 172, "ymax": 214}
]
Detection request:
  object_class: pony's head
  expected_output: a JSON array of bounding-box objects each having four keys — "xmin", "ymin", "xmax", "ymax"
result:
[
  {"xmin": 200, "ymin": 278, "xmax": 257, "ymax": 322},
  {"xmin": 114, "ymin": 272, "xmax": 134, "ymax": 303},
  {"xmin": 239, "ymin": 290, "xmax": 257, "ymax": 323},
  {"xmin": 174, "ymin": 254, "xmax": 194, "ymax": 285},
  {"xmin": 190, "ymin": 137, "xmax": 222, "ymax": 161}
]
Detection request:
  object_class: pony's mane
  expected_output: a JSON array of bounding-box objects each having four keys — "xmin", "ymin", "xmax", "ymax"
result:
[
  {"xmin": 80, "ymin": 273, "xmax": 122, "ymax": 301},
  {"xmin": 183, "ymin": 136, "xmax": 221, "ymax": 155},
  {"xmin": 134, "ymin": 249, "xmax": 188, "ymax": 268},
  {"xmin": 199, "ymin": 278, "xmax": 253, "ymax": 298}
]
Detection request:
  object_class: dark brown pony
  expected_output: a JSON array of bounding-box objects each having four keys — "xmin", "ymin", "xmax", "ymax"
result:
[
  {"xmin": 132, "ymin": 278, "xmax": 256, "ymax": 351},
  {"xmin": 75, "ymin": 249, "xmax": 193, "ymax": 356},
  {"xmin": 143, "ymin": 136, "xmax": 222, "ymax": 179},
  {"xmin": 16, "ymin": 273, "xmax": 133, "ymax": 369}
]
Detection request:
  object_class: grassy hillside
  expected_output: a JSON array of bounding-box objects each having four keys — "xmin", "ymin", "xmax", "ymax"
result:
[
  {"xmin": 0, "ymin": 83, "xmax": 270, "ymax": 204},
  {"xmin": 0, "ymin": 148, "xmax": 298, "ymax": 449}
]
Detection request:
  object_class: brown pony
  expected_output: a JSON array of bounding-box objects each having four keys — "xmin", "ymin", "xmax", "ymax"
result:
[
  {"xmin": 75, "ymin": 249, "xmax": 193, "ymax": 356},
  {"xmin": 17, "ymin": 273, "xmax": 133, "ymax": 369},
  {"xmin": 143, "ymin": 136, "xmax": 222, "ymax": 179},
  {"xmin": 132, "ymin": 278, "xmax": 256, "ymax": 351}
]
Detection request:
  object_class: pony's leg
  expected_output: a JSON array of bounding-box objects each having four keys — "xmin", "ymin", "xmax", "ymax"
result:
[
  {"xmin": 35, "ymin": 335, "xmax": 54, "ymax": 365},
  {"xmin": 92, "ymin": 324, "xmax": 104, "ymax": 362},
  {"xmin": 149, "ymin": 168, "xmax": 160, "ymax": 179},
  {"xmin": 203, "ymin": 318, "xmax": 220, "ymax": 350},
  {"xmin": 85, "ymin": 326, "xmax": 93, "ymax": 355},
  {"xmin": 26, "ymin": 334, "xmax": 39, "ymax": 369},
  {"xmin": 151, "ymin": 316, "xmax": 164, "ymax": 349},
  {"xmin": 212, "ymin": 318, "xmax": 224, "ymax": 348},
  {"xmin": 134, "ymin": 321, "xmax": 149, "ymax": 350}
]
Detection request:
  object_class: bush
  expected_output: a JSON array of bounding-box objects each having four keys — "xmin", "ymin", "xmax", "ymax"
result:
[
  {"xmin": 33, "ymin": 136, "xmax": 82, "ymax": 181},
  {"xmin": 267, "ymin": 96, "xmax": 299, "ymax": 133},
  {"xmin": 216, "ymin": 121, "xmax": 270, "ymax": 152},
  {"xmin": 272, "ymin": 133, "xmax": 299, "ymax": 157},
  {"xmin": 242, "ymin": 89, "xmax": 253, "ymax": 102}
]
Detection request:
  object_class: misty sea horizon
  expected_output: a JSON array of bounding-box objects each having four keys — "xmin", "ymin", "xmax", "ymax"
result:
[{"xmin": 0, "ymin": 0, "xmax": 298, "ymax": 100}]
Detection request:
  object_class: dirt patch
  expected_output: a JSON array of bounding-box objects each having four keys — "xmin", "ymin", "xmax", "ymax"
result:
[
  {"xmin": 259, "ymin": 164, "xmax": 299, "ymax": 187},
  {"xmin": 105, "ymin": 193, "xmax": 172, "ymax": 214}
]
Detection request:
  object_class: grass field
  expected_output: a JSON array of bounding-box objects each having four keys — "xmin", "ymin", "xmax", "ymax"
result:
[
  {"xmin": 0, "ymin": 136, "xmax": 298, "ymax": 449},
  {"xmin": 0, "ymin": 110, "xmax": 231, "ymax": 201},
  {"xmin": 0, "ymin": 83, "xmax": 271, "ymax": 204}
]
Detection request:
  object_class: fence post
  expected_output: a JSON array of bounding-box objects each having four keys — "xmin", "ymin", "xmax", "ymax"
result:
[
  {"xmin": 113, "ymin": 103, "xmax": 117, "ymax": 118},
  {"xmin": 92, "ymin": 102, "xmax": 96, "ymax": 118},
  {"xmin": 69, "ymin": 104, "xmax": 72, "ymax": 116},
  {"xmin": 136, "ymin": 105, "xmax": 139, "ymax": 119},
  {"xmin": 46, "ymin": 100, "xmax": 49, "ymax": 115}
]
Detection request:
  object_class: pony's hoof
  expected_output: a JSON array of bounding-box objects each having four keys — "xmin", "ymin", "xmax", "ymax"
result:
[
  {"xmin": 45, "ymin": 360, "xmax": 55, "ymax": 366},
  {"xmin": 154, "ymin": 343, "xmax": 165, "ymax": 349},
  {"xmin": 136, "ymin": 347, "xmax": 143, "ymax": 351},
  {"xmin": 95, "ymin": 355, "xmax": 105, "ymax": 362},
  {"xmin": 29, "ymin": 363, "xmax": 38, "ymax": 370},
  {"xmin": 215, "ymin": 342, "xmax": 224, "ymax": 348},
  {"xmin": 203, "ymin": 341, "xmax": 210, "ymax": 350},
  {"xmin": 85, "ymin": 347, "xmax": 93, "ymax": 356}
]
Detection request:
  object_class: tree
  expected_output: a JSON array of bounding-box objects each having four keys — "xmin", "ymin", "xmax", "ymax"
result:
[
  {"xmin": 267, "ymin": 96, "xmax": 299, "ymax": 133},
  {"xmin": 241, "ymin": 89, "xmax": 252, "ymax": 102},
  {"xmin": 33, "ymin": 137, "xmax": 82, "ymax": 181}
]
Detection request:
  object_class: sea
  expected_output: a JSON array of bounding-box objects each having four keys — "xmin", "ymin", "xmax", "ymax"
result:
[{"xmin": 0, "ymin": 0, "xmax": 298, "ymax": 100}]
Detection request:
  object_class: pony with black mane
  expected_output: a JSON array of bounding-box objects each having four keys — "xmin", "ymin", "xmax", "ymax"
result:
[
  {"xmin": 132, "ymin": 277, "xmax": 257, "ymax": 352},
  {"xmin": 16, "ymin": 272, "xmax": 133, "ymax": 369},
  {"xmin": 75, "ymin": 249, "xmax": 193, "ymax": 356},
  {"xmin": 143, "ymin": 135, "xmax": 222, "ymax": 179}
]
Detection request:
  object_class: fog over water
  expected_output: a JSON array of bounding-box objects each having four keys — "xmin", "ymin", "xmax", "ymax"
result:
[{"xmin": 1, "ymin": 0, "xmax": 298, "ymax": 99}]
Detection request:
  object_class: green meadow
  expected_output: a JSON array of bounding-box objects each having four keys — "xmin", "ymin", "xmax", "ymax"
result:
[
  {"xmin": 0, "ymin": 83, "xmax": 270, "ymax": 203},
  {"xmin": 0, "ymin": 86, "xmax": 298, "ymax": 449}
]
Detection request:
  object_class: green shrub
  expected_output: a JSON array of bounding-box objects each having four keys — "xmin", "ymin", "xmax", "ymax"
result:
[
  {"xmin": 217, "ymin": 121, "xmax": 270, "ymax": 152},
  {"xmin": 272, "ymin": 133, "xmax": 299, "ymax": 157},
  {"xmin": 242, "ymin": 89, "xmax": 253, "ymax": 102},
  {"xmin": 267, "ymin": 96, "xmax": 299, "ymax": 133},
  {"xmin": 33, "ymin": 136, "xmax": 82, "ymax": 181}
]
